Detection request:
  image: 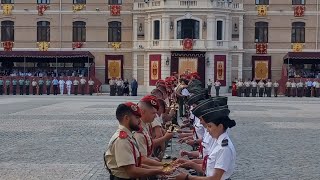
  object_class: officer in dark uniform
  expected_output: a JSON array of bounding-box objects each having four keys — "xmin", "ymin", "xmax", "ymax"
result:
[
  {"xmin": 46, "ymin": 78, "xmax": 52, "ymax": 95},
  {"xmin": 0, "ymin": 77, "xmax": 3, "ymax": 95},
  {"xmin": 12, "ymin": 78, "xmax": 17, "ymax": 95},
  {"xmin": 5, "ymin": 78, "xmax": 11, "ymax": 95},
  {"xmin": 25, "ymin": 79, "xmax": 30, "ymax": 95},
  {"xmin": 38, "ymin": 77, "xmax": 44, "ymax": 95}
]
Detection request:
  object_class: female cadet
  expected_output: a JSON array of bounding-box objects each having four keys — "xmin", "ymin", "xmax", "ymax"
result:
[{"xmin": 176, "ymin": 106, "xmax": 236, "ymax": 180}]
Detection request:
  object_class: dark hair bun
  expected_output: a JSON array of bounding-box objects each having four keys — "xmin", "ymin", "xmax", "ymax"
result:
[{"xmin": 227, "ymin": 119, "xmax": 236, "ymax": 128}]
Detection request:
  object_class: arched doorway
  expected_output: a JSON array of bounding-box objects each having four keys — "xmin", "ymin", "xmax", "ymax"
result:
[{"xmin": 177, "ymin": 19, "xmax": 200, "ymax": 39}]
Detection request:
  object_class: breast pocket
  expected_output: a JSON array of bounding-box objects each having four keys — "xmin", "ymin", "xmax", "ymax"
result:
[{"xmin": 206, "ymin": 155, "xmax": 217, "ymax": 176}]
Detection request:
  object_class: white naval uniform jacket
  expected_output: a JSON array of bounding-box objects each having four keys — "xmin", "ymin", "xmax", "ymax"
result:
[{"xmin": 206, "ymin": 132, "xmax": 236, "ymax": 180}]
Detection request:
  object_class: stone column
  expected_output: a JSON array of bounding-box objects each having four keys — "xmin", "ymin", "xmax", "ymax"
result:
[
  {"xmin": 133, "ymin": 17, "xmax": 138, "ymax": 47},
  {"xmin": 239, "ymin": 16, "xmax": 244, "ymax": 49},
  {"xmin": 162, "ymin": 16, "xmax": 170, "ymax": 47},
  {"xmin": 133, "ymin": 53, "xmax": 138, "ymax": 80},
  {"xmin": 225, "ymin": 17, "xmax": 230, "ymax": 42},
  {"xmin": 238, "ymin": 53, "xmax": 243, "ymax": 79}
]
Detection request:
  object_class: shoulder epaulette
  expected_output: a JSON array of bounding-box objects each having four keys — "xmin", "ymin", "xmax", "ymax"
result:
[
  {"xmin": 119, "ymin": 131, "xmax": 128, "ymax": 139},
  {"xmin": 221, "ymin": 139, "xmax": 228, "ymax": 147}
]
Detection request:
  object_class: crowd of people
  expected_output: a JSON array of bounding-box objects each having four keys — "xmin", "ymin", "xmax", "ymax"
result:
[
  {"xmin": 104, "ymin": 72, "xmax": 237, "ymax": 180},
  {"xmin": 109, "ymin": 77, "xmax": 139, "ymax": 96},
  {"xmin": 0, "ymin": 76, "xmax": 95, "ymax": 96}
]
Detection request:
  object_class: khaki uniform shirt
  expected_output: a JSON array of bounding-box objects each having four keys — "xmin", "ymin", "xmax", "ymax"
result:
[
  {"xmin": 273, "ymin": 82, "xmax": 279, "ymax": 87},
  {"xmin": 133, "ymin": 121, "xmax": 153, "ymax": 157},
  {"xmin": 266, "ymin": 82, "xmax": 272, "ymax": 87},
  {"xmin": 80, "ymin": 79, "xmax": 86, "ymax": 85},
  {"xmin": 32, "ymin": 81, "xmax": 37, "ymax": 87},
  {"xmin": 105, "ymin": 125, "xmax": 140, "ymax": 179},
  {"xmin": 109, "ymin": 79, "xmax": 115, "ymax": 85},
  {"xmin": 244, "ymin": 82, "xmax": 250, "ymax": 87},
  {"xmin": 214, "ymin": 81, "xmax": 221, "ymax": 87},
  {"xmin": 251, "ymin": 81, "xmax": 257, "ymax": 88},
  {"xmin": 291, "ymin": 82, "xmax": 297, "ymax": 88},
  {"xmin": 88, "ymin": 80, "xmax": 94, "ymax": 86},
  {"xmin": 236, "ymin": 82, "xmax": 243, "ymax": 88},
  {"xmin": 297, "ymin": 82, "xmax": 303, "ymax": 88},
  {"xmin": 73, "ymin": 80, "xmax": 79, "ymax": 86},
  {"xmin": 286, "ymin": 82, "xmax": 291, "ymax": 88},
  {"xmin": 258, "ymin": 82, "xmax": 264, "ymax": 88}
]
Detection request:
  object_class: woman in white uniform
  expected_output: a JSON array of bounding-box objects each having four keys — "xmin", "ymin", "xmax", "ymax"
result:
[{"xmin": 176, "ymin": 106, "xmax": 236, "ymax": 180}]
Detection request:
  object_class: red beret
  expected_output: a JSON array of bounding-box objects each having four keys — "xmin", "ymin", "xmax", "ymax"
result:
[
  {"xmin": 140, "ymin": 95, "xmax": 159, "ymax": 110},
  {"xmin": 124, "ymin": 102, "xmax": 141, "ymax": 117}
]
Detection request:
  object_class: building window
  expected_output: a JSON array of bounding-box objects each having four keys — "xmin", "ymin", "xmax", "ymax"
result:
[
  {"xmin": 216, "ymin": 20, "xmax": 223, "ymax": 40},
  {"xmin": 73, "ymin": 0, "xmax": 86, "ymax": 4},
  {"xmin": 255, "ymin": 22, "xmax": 268, "ymax": 43},
  {"xmin": 292, "ymin": 22, "xmax": 305, "ymax": 43},
  {"xmin": 153, "ymin": 20, "xmax": 160, "ymax": 40},
  {"xmin": 1, "ymin": 21, "xmax": 14, "ymax": 41},
  {"xmin": 73, "ymin": 21, "xmax": 86, "ymax": 42},
  {"xmin": 37, "ymin": 21, "xmax": 50, "ymax": 42},
  {"xmin": 177, "ymin": 19, "xmax": 199, "ymax": 39},
  {"xmin": 108, "ymin": 0, "xmax": 122, "ymax": 5},
  {"xmin": 37, "ymin": 0, "xmax": 50, "ymax": 4},
  {"xmin": 1, "ymin": 0, "xmax": 13, "ymax": 4},
  {"xmin": 255, "ymin": 0, "xmax": 269, "ymax": 5},
  {"xmin": 108, "ymin": 21, "xmax": 121, "ymax": 42},
  {"xmin": 292, "ymin": 0, "xmax": 305, "ymax": 5}
]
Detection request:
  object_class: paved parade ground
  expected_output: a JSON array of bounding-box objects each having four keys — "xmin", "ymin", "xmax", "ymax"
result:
[{"xmin": 0, "ymin": 95, "xmax": 319, "ymax": 180}]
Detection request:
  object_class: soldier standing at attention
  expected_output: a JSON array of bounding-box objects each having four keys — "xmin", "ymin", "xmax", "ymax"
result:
[
  {"xmin": 291, "ymin": 80, "xmax": 297, "ymax": 97},
  {"xmin": 0, "ymin": 77, "xmax": 3, "ymax": 95},
  {"xmin": 25, "ymin": 79, "xmax": 30, "ymax": 95},
  {"xmin": 5, "ymin": 78, "xmax": 10, "ymax": 95},
  {"xmin": 19, "ymin": 77, "xmax": 25, "ymax": 95},
  {"xmin": 32, "ymin": 79, "xmax": 38, "ymax": 95},
  {"xmin": 12, "ymin": 78, "xmax": 17, "ymax": 95},
  {"xmin": 207, "ymin": 79, "xmax": 212, "ymax": 96},
  {"xmin": 104, "ymin": 102, "xmax": 167, "ymax": 179},
  {"xmin": 214, "ymin": 80, "xmax": 221, "ymax": 97},
  {"xmin": 273, "ymin": 80, "xmax": 279, "ymax": 97},
  {"xmin": 52, "ymin": 77, "xmax": 59, "ymax": 95},
  {"xmin": 80, "ymin": 77, "xmax": 86, "ymax": 95},
  {"xmin": 297, "ymin": 79, "xmax": 303, "ymax": 97},
  {"xmin": 66, "ymin": 77, "xmax": 72, "ymax": 96},
  {"xmin": 244, "ymin": 79, "xmax": 251, "ymax": 97},
  {"xmin": 88, "ymin": 78, "xmax": 94, "ymax": 95},
  {"xmin": 266, "ymin": 79, "xmax": 272, "ymax": 97},
  {"xmin": 73, "ymin": 78, "xmax": 79, "ymax": 95},
  {"xmin": 315, "ymin": 80, "xmax": 320, "ymax": 97},
  {"xmin": 286, "ymin": 79, "xmax": 292, "ymax": 97},
  {"xmin": 109, "ymin": 77, "xmax": 116, "ymax": 96},
  {"xmin": 236, "ymin": 79, "xmax": 243, "ymax": 97},
  {"xmin": 258, "ymin": 80, "xmax": 265, "ymax": 97},
  {"xmin": 46, "ymin": 78, "xmax": 51, "ymax": 95},
  {"xmin": 251, "ymin": 79, "xmax": 257, "ymax": 97},
  {"xmin": 38, "ymin": 77, "xmax": 44, "ymax": 95}
]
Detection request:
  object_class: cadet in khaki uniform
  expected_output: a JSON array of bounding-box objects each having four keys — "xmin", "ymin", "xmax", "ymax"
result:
[
  {"xmin": 0, "ymin": 77, "xmax": 3, "ymax": 95},
  {"xmin": 25, "ymin": 79, "xmax": 30, "ymax": 95},
  {"xmin": 19, "ymin": 78, "xmax": 24, "ymax": 95},
  {"xmin": 134, "ymin": 95, "xmax": 159, "ymax": 158},
  {"xmin": 297, "ymin": 80, "xmax": 304, "ymax": 97},
  {"xmin": 258, "ymin": 80, "xmax": 264, "ymax": 97},
  {"xmin": 32, "ymin": 79, "xmax": 38, "ymax": 95},
  {"xmin": 244, "ymin": 79, "xmax": 251, "ymax": 97},
  {"xmin": 73, "ymin": 78, "xmax": 79, "ymax": 95},
  {"xmin": 286, "ymin": 79, "xmax": 291, "ymax": 97},
  {"xmin": 104, "ymin": 102, "xmax": 166, "ymax": 179},
  {"xmin": 214, "ymin": 80, "xmax": 221, "ymax": 97},
  {"xmin": 315, "ymin": 80, "xmax": 320, "ymax": 97},
  {"xmin": 273, "ymin": 80, "xmax": 279, "ymax": 97},
  {"xmin": 80, "ymin": 77, "xmax": 86, "ymax": 95},
  {"xmin": 88, "ymin": 78, "xmax": 94, "ymax": 95},
  {"xmin": 12, "ymin": 78, "xmax": 17, "ymax": 95},
  {"xmin": 5, "ymin": 79, "xmax": 11, "ymax": 95}
]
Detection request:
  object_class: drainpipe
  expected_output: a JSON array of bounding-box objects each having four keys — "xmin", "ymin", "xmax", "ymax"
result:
[
  {"xmin": 59, "ymin": 0, "xmax": 62, "ymax": 50},
  {"xmin": 316, "ymin": 0, "xmax": 319, "ymax": 50}
]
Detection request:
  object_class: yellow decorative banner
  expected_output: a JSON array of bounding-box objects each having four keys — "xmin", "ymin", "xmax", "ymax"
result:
[
  {"xmin": 37, "ymin": 42, "xmax": 50, "ymax": 51},
  {"xmin": 111, "ymin": 42, "xmax": 121, "ymax": 49},
  {"xmin": 108, "ymin": 60, "xmax": 121, "ymax": 79},
  {"xmin": 257, "ymin": 5, "xmax": 267, "ymax": 16},
  {"xmin": 254, "ymin": 60, "xmax": 269, "ymax": 80},
  {"xmin": 2, "ymin": 4, "xmax": 13, "ymax": 15},
  {"xmin": 73, "ymin": 4, "xmax": 85, "ymax": 12},
  {"xmin": 292, "ymin": 43, "xmax": 303, "ymax": 52},
  {"xmin": 178, "ymin": 57, "xmax": 198, "ymax": 76}
]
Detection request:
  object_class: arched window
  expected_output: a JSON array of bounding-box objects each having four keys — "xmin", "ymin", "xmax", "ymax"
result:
[
  {"xmin": 1, "ymin": 21, "xmax": 14, "ymax": 41},
  {"xmin": 216, "ymin": 20, "xmax": 223, "ymax": 40},
  {"xmin": 255, "ymin": 22, "xmax": 268, "ymax": 43},
  {"xmin": 292, "ymin": 22, "xmax": 305, "ymax": 43},
  {"xmin": 177, "ymin": 19, "xmax": 199, "ymax": 39},
  {"xmin": 37, "ymin": 21, "xmax": 50, "ymax": 42},
  {"xmin": 108, "ymin": 21, "xmax": 121, "ymax": 42},
  {"xmin": 73, "ymin": 21, "xmax": 86, "ymax": 42}
]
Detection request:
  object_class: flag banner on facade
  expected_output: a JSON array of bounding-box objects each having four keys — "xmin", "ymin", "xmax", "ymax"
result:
[
  {"xmin": 110, "ymin": 5, "xmax": 121, "ymax": 16},
  {"xmin": 214, "ymin": 55, "xmax": 226, "ymax": 86},
  {"xmin": 149, "ymin": 54, "xmax": 161, "ymax": 86},
  {"xmin": 178, "ymin": 57, "xmax": 198, "ymax": 76},
  {"xmin": 2, "ymin": 4, "xmax": 13, "ymax": 15},
  {"xmin": 292, "ymin": 43, "xmax": 303, "ymax": 52},
  {"xmin": 105, "ymin": 55, "xmax": 123, "ymax": 83},
  {"xmin": 294, "ymin": 5, "xmax": 305, "ymax": 17},
  {"xmin": 256, "ymin": 43, "xmax": 268, "ymax": 54},
  {"xmin": 257, "ymin": 5, "xmax": 267, "ymax": 16},
  {"xmin": 252, "ymin": 56, "xmax": 271, "ymax": 80}
]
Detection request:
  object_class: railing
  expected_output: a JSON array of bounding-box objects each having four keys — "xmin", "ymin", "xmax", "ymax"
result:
[
  {"xmin": 153, "ymin": 40, "xmax": 159, "ymax": 46},
  {"xmin": 133, "ymin": 0, "xmax": 243, "ymax": 10},
  {"xmin": 217, "ymin": 41, "xmax": 224, "ymax": 46}
]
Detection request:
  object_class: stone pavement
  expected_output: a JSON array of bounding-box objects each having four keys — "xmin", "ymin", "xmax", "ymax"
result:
[{"xmin": 0, "ymin": 95, "xmax": 319, "ymax": 179}]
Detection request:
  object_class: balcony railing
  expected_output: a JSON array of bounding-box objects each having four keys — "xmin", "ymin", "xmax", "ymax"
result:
[{"xmin": 133, "ymin": 0, "xmax": 243, "ymax": 10}]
